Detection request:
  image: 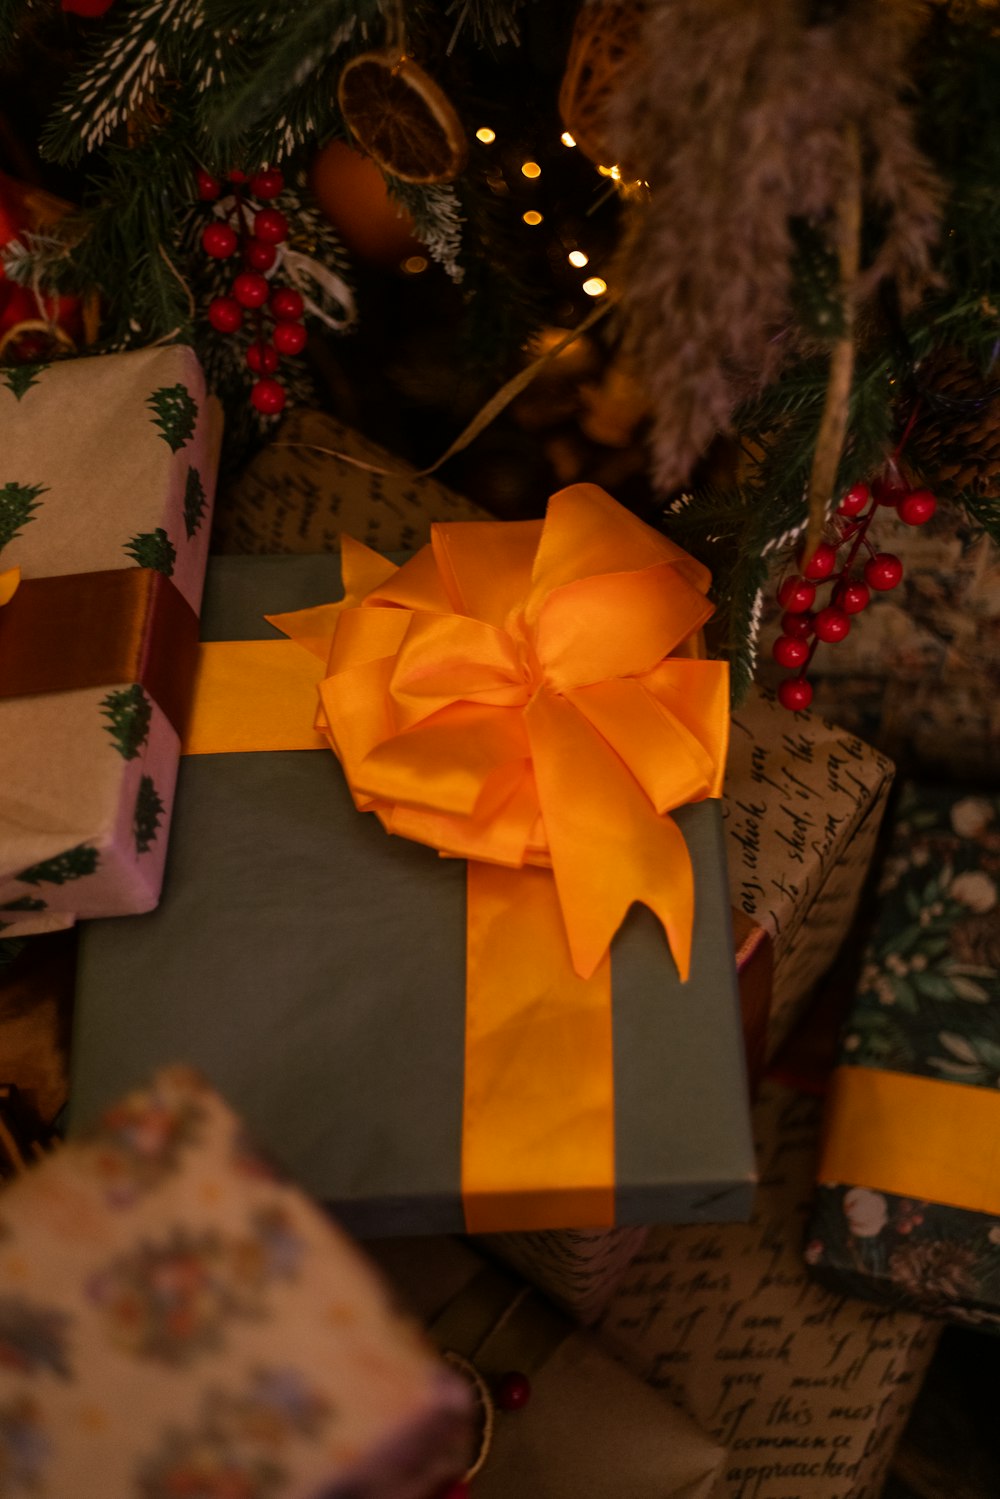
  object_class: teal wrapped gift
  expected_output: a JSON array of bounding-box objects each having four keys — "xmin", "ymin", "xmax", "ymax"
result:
[
  {"xmin": 69, "ymin": 553, "xmax": 755, "ymax": 1239},
  {"xmin": 810, "ymin": 784, "xmax": 1000, "ymax": 1329}
]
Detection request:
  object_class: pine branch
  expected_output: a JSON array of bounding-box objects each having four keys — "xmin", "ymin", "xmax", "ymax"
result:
[{"xmin": 389, "ymin": 179, "xmax": 464, "ymax": 283}]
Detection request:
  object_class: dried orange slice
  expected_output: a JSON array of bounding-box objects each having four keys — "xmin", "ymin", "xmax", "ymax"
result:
[{"xmin": 338, "ymin": 51, "xmax": 468, "ymax": 185}]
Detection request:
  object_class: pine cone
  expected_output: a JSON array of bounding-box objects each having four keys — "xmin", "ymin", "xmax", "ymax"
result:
[
  {"xmin": 910, "ymin": 348, "xmax": 1000, "ymax": 499},
  {"xmin": 949, "ymin": 911, "xmax": 1000, "ymax": 969},
  {"xmin": 888, "ymin": 1237, "xmax": 977, "ymax": 1310}
]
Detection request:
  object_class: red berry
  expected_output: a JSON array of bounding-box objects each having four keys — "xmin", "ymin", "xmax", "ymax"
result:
[
  {"xmin": 873, "ymin": 475, "xmax": 908, "ymax": 507},
  {"xmin": 778, "ymin": 677, "xmax": 813, "ymax": 712},
  {"xmin": 250, "ymin": 377, "xmax": 286, "ymax": 414},
  {"xmin": 254, "ymin": 208, "xmax": 289, "ymax": 244},
  {"xmin": 835, "ymin": 580, "xmax": 870, "ymax": 614},
  {"xmin": 232, "ymin": 271, "xmax": 270, "ymax": 308},
  {"xmin": 777, "ymin": 576, "xmax": 816, "ymax": 614},
  {"xmin": 496, "ymin": 1371, "xmax": 531, "ymax": 1411},
  {"xmin": 245, "ymin": 238, "xmax": 277, "ymax": 272},
  {"xmin": 270, "ymin": 286, "xmax": 304, "ymax": 321},
  {"xmin": 61, "ymin": 0, "xmax": 115, "ymax": 15},
  {"xmin": 897, "ymin": 488, "xmax": 937, "ymax": 526},
  {"xmin": 246, "ymin": 341, "xmax": 280, "ymax": 374},
  {"xmin": 813, "ymin": 606, "xmax": 851, "ymax": 643},
  {"xmin": 196, "ymin": 167, "xmax": 222, "ymax": 201},
  {"xmin": 228, "ymin": 168, "xmax": 247, "ymax": 183},
  {"xmin": 781, "ymin": 611, "xmax": 814, "ymax": 640},
  {"xmin": 800, "ymin": 541, "xmax": 838, "ymax": 581},
  {"xmin": 864, "ymin": 552, "xmax": 904, "ymax": 591},
  {"xmin": 773, "ymin": 635, "xmax": 810, "ymax": 670},
  {"xmin": 207, "ymin": 296, "xmax": 243, "ymax": 333},
  {"xmin": 202, "ymin": 221, "xmax": 239, "ymax": 259},
  {"xmin": 250, "ymin": 167, "xmax": 285, "ymax": 200},
  {"xmin": 272, "ymin": 320, "xmax": 307, "ymax": 355},
  {"xmin": 437, "ymin": 1485, "xmax": 470, "ymax": 1499},
  {"xmin": 837, "ymin": 483, "xmax": 870, "ymax": 517}
]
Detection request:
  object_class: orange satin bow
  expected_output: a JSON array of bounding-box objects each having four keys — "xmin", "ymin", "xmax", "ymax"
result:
[
  {"xmin": 266, "ymin": 483, "xmax": 729, "ymax": 1229},
  {"xmin": 185, "ymin": 484, "xmax": 730, "ymax": 1230}
]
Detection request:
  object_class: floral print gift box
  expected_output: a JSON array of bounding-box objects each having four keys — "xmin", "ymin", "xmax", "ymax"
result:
[{"xmin": 809, "ymin": 785, "xmax": 1000, "ymax": 1327}]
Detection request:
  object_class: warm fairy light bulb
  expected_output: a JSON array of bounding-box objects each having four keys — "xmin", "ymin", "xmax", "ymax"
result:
[
  {"xmin": 476, "ymin": 127, "xmax": 496, "ymax": 144},
  {"xmin": 521, "ymin": 161, "xmax": 541, "ymax": 179},
  {"xmin": 582, "ymin": 277, "xmax": 608, "ymax": 297},
  {"xmin": 522, "ymin": 210, "xmax": 543, "ymax": 225},
  {"xmin": 609, "ymin": 165, "xmax": 622, "ymax": 181},
  {"xmin": 561, "ymin": 131, "xmax": 576, "ymax": 147},
  {"xmin": 402, "ymin": 255, "xmax": 429, "ymax": 275},
  {"xmin": 597, "ymin": 165, "xmax": 614, "ymax": 177},
  {"xmin": 568, "ymin": 249, "xmax": 589, "ymax": 268}
]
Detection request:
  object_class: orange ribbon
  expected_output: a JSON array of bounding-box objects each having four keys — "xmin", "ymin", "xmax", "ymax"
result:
[{"xmin": 185, "ymin": 484, "xmax": 730, "ymax": 1230}]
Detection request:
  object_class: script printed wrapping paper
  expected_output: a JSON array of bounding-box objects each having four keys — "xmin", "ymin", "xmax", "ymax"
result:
[
  {"xmin": 213, "ymin": 408, "xmax": 493, "ymax": 555},
  {"xmin": 0, "ymin": 1067, "xmax": 471, "ymax": 1499},
  {"xmin": 811, "ymin": 785, "xmax": 1000, "ymax": 1329},
  {"xmin": 0, "ymin": 347, "xmax": 222, "ymax": 937},
  {"xmin": 488, "ymin": 692, "xmax": 890, "ymax": 1322},
  {"xmin": 598, "ymin": 1082, "xmax": 940, "ymax": 1499}
]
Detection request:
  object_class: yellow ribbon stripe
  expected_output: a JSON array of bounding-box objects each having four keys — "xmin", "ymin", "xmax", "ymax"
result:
[
  {"xmin": 821, "ymin": 1066, "xmax": 1000, "ymax": 1215},
  {"xmin": 183, "ymin": 640, "xmax": 328, "ymax": 754}
]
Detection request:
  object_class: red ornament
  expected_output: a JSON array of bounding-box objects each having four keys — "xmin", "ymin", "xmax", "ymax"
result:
[
  {"xmin": 251, "ymin": 377, "xmax": 286, "ymax": 414},
  {"xmin": 496, "ymin": 1371, "xmax": 532, "ymax": 1411},
  {"xmin": 835, "ymin": 580, "xmax": 870, "ymax": 614},
  {"xmin": 272, "ymin": 320, "xmax": 307, "ymax": 355},
  {"xmin": 813, "ymin": 606, "xmax": 851, "ymax": 644},
  {"xmin": 270, "ymin": 286, "xmax": 305, "ymax": 321},
  {"xmin": 773, "ymin": 635, "xmax": 810, "ymax": 670},
  {"xmin": 897, "ymin": 489, "xmax": 937, "ymax": 526},
  {"xmin": 232, "ymin": 271, "xmax": 270, "ymax": 308},
  {"xmin": 864, "ymin": 553, "xmax": 904, "ymax": 592},
  {"xmin": 800, "ymin": 541, "xmax": 838, "ymax": 581},
  {"xmin": 245, "ymin": 238, "xmax": 277, "ymax": 271},
  {"xmin": 780, "ymin": 611, "xmax": 814, "ymax": 640},
  {"xmin": 776, "ymin": 577, "xmax": 816, "ymax": 614},
  {"xmin": 202, "ymin": 221, "xmax": 239, "ymax": 259},
  {"xmin": 196, "ymin": 168, "xmax": 222, "ymax": 202},
  {"xmin": 207, "ymin": 296, "xmax": 243, "ymax": 332},
  {"xmin": 246, "ymin": 341, "xmax": 280, "ymax": 374},
  {"xmin": 837, "ymin": 483, "xmax": 870, "ymax": 517},
  {"xmin": 61, "ymin": 0, "xmax": 115, "ymax": 14},
  {"xmin": 250, "ymin": 167, "xmax": 285, "ymax": 200},
  {"xmin": 254, "ymin": 208, "xmax": 289, "ymax": 244},
  {"xmin": 778, "ymin": 677, "xmax": 813, "ymax": 712}
]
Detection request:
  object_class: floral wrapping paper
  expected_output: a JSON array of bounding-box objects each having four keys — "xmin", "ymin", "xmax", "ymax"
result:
[
  {"xmin": 810, "ymin": 785, "xmax": 1000, "ymax": 1328},
  {"xmin": 0, "ymin": 347, "xmax": 222, "ymax": 937},
  {"xmin": 0, "ymin": 1067, "xmax": 471, "ymax": 1499}
]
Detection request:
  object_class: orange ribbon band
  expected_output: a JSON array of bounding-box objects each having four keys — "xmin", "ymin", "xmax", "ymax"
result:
[
  {"xmin": 0, "ymin": 567, "xmax": 200, "ymax": 738},
  {"xmin": 183, "ymin": 485, "xmax": 730, "ymax": 1231},
  {"xmin": 820, "ymin": 1065, "xmax": 1000, "ymax": 1216}
]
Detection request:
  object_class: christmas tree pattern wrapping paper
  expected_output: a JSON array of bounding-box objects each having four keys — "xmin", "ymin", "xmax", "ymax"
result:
[
  {"xmin": 810, "ymin": 785, "xmax": 1000, "ymax": 1329},
  {"xmin": 0, "ymin": 1066, "xmax": 472, "ymax": 1499},
  {"xmin": 487, "ymin": 689, "xmax": 892, "ymax": 1323},
  {"xmin": 368, "ymin": 1234, "xmax": 726, "ymax": 1499},
  {"xmin": 597, "ymin": 1081, "xmax": 940, "ymax": 1499},
  {"xmin": 0, "ymin": 347, "xmax": 222, "ymax": 936}
]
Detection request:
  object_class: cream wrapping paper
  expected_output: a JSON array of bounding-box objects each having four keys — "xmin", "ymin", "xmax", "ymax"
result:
[
  {"xmin": 0, "ymin": 347, "xmax": 222, "ymax": 936},
  {"xmin": 598, "ymin": 1081, "xmax": 939, "ymax": 1499},
  {"xmin": 490, "ymin": 691, "xmax": 893, "ymax": 1321},
  {"xmin": 0, "ymin": 1067, "xmax": 472, "ymax": 1499}
]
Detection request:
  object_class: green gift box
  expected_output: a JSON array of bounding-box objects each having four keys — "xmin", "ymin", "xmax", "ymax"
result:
[{"xmin": 70, "ymin": 553, "xmax": 755, "ymax": 1237}]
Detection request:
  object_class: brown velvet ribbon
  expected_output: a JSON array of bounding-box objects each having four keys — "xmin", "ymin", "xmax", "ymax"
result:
[{"xmin": 0, "ymin": 568, "xmax": 200, "ymax": 739}]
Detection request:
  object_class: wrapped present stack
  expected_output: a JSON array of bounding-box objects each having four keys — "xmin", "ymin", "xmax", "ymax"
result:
[
  {"xmin": 0, "ymin": 346, "xmax": 222, "ymax": 938},
  {"xmin": 809, "ymin": 784, "xmax": 1000, "ymax": 1330}
]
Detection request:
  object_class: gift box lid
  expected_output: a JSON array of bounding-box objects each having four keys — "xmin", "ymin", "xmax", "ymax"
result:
[{"xmin": 69, "ymin": 554, "xmax": 756, "ymax": 1237}]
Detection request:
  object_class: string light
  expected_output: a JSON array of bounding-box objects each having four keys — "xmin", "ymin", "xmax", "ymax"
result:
[
  {"xmin": 560, "ymin": 132, "xmax": 576, "ymax": 148},
  {"xmin": 475, "ymin": 127, "xmax": 496, "ymax": 144},
  {"xmin": 582, "ymin": 277, "xmax": 608, "ymax": 298},
  {"xmin": 402, "ymin": 255, "xmax": 429, "ymax": 275},
  {"xmin": 568, "ymin": 250, "xmax": 589, "ymax": 268},
  {"xmin": 520, "ymin": 161, "xmax": 541, "ymax": 179},
  {"xmin": 522, "ymin": 210, "xmax": 543, "ymax": 226}
]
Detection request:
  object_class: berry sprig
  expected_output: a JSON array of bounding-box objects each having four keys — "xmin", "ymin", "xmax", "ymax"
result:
[
  {"xmin": 772, "ymin": 465, "xmax": 937, "ymax": 712},
  {"xmin": 196, "ymin": 165, "xmax": 307, "ymax": 416}
]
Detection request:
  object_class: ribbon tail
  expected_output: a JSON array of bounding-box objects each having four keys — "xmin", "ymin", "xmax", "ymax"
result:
[{"xmin": 462, "ymin": 860, "xmax": 616, "ymax": 1232}]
